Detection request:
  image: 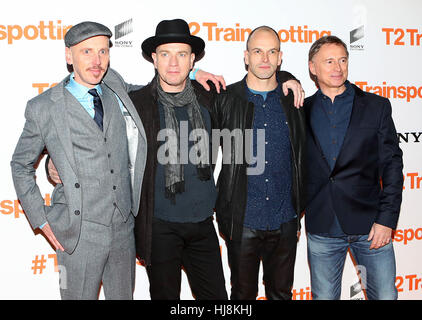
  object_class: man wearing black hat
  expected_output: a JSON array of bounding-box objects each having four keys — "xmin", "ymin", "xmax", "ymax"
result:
[
  {"xmin": 11, "ymin": 21, "xmax": 148, "ymax": 299},
  {"xmin": 131, "ymin": 18, "xmax": 227, "ymax": 300}
]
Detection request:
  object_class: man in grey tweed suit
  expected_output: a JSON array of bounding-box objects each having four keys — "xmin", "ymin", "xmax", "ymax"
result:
[{"xmin": 10, "ymin": 22, "xmax": 147, "ymax": 300}]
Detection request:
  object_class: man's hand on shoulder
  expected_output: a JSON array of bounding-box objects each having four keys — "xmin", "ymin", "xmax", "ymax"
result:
[
  {"xmin": 194, "ymin": 69, "xmax": 226, "ymax": 93},
  {"xmin": 282, "ymin": 80, "xmax": 305, "ymax": 108}
]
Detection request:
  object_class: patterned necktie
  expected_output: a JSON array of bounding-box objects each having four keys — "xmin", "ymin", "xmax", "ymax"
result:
[{"xmin": 88, "ymin": 88, "xmax": 104, "ymax": 131}]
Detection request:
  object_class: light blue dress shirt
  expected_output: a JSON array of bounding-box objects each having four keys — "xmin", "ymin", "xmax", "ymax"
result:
[{"xmin": 65, "ymin": 73, "xmax": 125, "ymax": 116}]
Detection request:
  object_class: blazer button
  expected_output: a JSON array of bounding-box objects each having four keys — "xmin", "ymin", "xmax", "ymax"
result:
[
  {"xmin": 330, "ymin": 177, "xmax": 335, "ymax": 182},
  {"xmin": 74, "ymin": 210, "xmax": 80, "ymax": 215},
  {"xmin": 75, "ymin": 183, "xmax": 80, "ymax": 188}
]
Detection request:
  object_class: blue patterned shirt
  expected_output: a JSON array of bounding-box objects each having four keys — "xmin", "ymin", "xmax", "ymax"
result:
[{"xmin": 243, "ymin": 82, "xmax": 296, "ymax": 231}]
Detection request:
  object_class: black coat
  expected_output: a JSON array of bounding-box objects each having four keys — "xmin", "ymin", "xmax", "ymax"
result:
[{"xmin": 130, "ymin": 76, "xmax": 217, "ymax": 266}]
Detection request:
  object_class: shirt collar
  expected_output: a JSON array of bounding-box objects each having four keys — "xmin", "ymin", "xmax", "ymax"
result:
[
  {"xmin": 67, "ymin": 72, "xmax": 102, "ymax": 99},
  {"xmin": 317, "ymin": 80, "xmax": 353, "ymax": 100},
  {"xmin": 244, "ymin": 77, "xmax": 282, "ymax": 100}
]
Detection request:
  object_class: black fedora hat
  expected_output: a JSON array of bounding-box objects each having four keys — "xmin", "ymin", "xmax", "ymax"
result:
[{"xmin": 142, "ymin": 19, "xmax": 205, "ymax": 58}]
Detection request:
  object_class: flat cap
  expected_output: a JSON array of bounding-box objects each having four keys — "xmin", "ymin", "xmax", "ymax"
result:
[{"xmin": 64, "ymin": 21, "xmax": 112, "ymax": 47}]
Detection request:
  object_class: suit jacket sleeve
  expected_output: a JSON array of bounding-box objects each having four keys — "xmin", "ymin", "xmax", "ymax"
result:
[
  {"xmin": 376, "ymin": 98, "xmax": 403, "ymax": 229},
  {"xmin": 107, "ymin": 68, "xmax": 144, "ymax": 93},
  {"xmin": 10, "ymin": 102, "xmax": 48, "ymax": 229}
]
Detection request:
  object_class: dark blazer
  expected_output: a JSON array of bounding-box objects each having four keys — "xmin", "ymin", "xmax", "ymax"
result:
[{"xmin": 304, "ymin": 83, "xmax": 403, "ymax": 235}]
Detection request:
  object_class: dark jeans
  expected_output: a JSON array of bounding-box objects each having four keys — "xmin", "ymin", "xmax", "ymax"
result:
[
  {"xmin": 227, "ymin": 218, "xmax": 298, "ymax": 300},
  {"xmin": 146, "ymin": 216, "xmax": 228, "ymax": 300}
]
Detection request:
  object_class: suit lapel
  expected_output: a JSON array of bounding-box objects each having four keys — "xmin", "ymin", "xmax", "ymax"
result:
[
  {"xmin": 100, "ymin": 84, "xmax": 115, "ymax": 134},
  {"xmin": 102, "ymin": 79, "xmax": 147, "ymax": 144},
  {"xmin": 305, "ymin": 94, "xmax": 332, "ymax": 172},
  {"xmin": 331, "ymin": 85, "xmax": 365, "ymax": 174},
  {"xmin": 49, "ymin": 78, "xmax": 78, "ymax": 175}
]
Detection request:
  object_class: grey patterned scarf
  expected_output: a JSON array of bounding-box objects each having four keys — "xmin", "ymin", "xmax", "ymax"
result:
[{"xmin": 156, "ymin": 77, "xmax": 211, "ymax": 204}]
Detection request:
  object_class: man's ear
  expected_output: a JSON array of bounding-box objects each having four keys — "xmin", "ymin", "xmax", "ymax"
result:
[
  {"xmin": 309, "ymin": 60, "xmax": 316, "ymax": 77},
  {"xmin": 151, "ymin": 52, "xmax": 157, "ymax": 69},
  {"xmin": 244, "ymin": 50, "xmax": 249, "ymax": 67},
  {"xmin": 65, "ymin": 47, "xmax": 73, "ymax": 65},
  {"xmin": 278, "ymin": 50, "xmax": 283, "ymax": 66},
  {"xmin": 190, "ymin": 53, "xmax": 195, "ymax": 69}
]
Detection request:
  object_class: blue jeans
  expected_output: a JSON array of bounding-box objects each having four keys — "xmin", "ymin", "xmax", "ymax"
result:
[{"xmin": 307, "ymin": 233, "xmax": 398, "ymax": 300}]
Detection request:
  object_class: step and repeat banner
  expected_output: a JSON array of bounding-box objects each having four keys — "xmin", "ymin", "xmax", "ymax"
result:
[{"xmin": 1, "ymin": 0, "xmax": 421, "ymax": 300}]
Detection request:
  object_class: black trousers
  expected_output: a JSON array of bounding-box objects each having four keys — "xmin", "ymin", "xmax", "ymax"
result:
[
  {"xmin": 227, "ymin": 218, "xmax": 298, "ymax": 300},
  {"xmin": 146, "ymin": 216, "xmax": 228, "ymax": 300}
]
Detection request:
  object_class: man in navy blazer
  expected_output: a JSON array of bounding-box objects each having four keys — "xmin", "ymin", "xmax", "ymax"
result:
[{"xmin": 304, "ymin": 35, "xmax": 403, "ymax": 300}]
